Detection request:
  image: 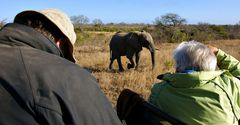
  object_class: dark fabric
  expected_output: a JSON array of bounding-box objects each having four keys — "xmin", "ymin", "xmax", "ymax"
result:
[
  {"xmin": 0, "ymin": 23, "xmax": 63, "ymax": 57},
  {"xmin": 0, "ymin": 23, "xmax": 122, "ymax": 125},
  {"xmin": 117, "ymin": 89, "xmax": 186, "ymax": 125},
  {"xmin": 117, "ymin": 89, "xmax": 145, "ymax": 122}
]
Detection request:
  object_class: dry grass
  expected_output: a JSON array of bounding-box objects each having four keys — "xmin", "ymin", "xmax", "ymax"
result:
[{"xmin": 74, "ymin": 39, "xmax": 240, "ymax": 106}]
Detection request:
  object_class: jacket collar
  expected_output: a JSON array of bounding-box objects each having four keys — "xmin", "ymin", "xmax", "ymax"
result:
[
  {"xmin": 0, "ymin": 23, "xmax": 63, "ymax": 57},
  {"xmin": 157, "ymin": 71, "xmax": 225, "ymax": 88}
]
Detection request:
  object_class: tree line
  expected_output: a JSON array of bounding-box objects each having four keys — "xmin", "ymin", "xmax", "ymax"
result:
[
  {"xmin": 70, "ymin": 13, "xmax": 240, "ymax": 43},
  {"xmin": 1, "ymin": 13, "xmax": 240, "ymax": 43}
]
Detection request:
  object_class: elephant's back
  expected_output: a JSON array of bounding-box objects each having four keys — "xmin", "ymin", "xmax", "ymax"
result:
[
  {"xmin": 111, "ymin": 32, "xmax": 128, "ymax": 40},
  {"xmin": 114, "ymin": 32, "xmax": 128, "ymax": 37},
  {"xmin": 109, "ymin": 33, "xmax": 129, "ymax": 56},
  {"xmin": 110, "ymin": 32, "xmax": 128, "ymax": 47}
]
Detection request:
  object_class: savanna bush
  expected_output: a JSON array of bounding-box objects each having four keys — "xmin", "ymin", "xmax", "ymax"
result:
[{"xmin": 75, "ymin": 24, "xmax": 240, "ymax": 44}]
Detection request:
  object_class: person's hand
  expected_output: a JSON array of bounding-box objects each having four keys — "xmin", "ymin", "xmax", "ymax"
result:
[{"xmin": 207, "ymin": 45, "xmax": 218, "ymax": 55}]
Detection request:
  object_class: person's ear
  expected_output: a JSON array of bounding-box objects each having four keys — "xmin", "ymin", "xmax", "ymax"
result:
[
  {"xmin": 207, "ymin": 45, "xmax": 218, "ymax": 55},
  {"xmin": 55, "ymin": 40, "xmax": 61, "ymax": 48},
  {"xmin": 55, "ymin": 38, "xmax": 66, "ymax": 48}
]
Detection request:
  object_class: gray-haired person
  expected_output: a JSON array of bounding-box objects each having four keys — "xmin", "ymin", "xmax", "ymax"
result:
[
  {"xmin": 149, "ymin": 41, "xmax": 240, "ymax": 124},
  {"xmin": 0, "ymin": 9, "xmax": 122, "ymax": 125}
]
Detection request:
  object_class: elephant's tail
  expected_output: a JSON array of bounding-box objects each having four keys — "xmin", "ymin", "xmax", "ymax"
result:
[{"xmin": 110, "ymin": 50, "xmax": 113, "ymax": 60}]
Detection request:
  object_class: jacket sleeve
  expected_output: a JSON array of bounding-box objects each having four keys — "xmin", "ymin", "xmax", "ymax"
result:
[{"xmin": 217, "ymin": 49, "xmax": 240, "ymax": 78}]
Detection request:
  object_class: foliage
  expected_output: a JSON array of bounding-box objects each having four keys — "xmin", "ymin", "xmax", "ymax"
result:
[
  {"xmin": 74, "ymin": 23, "xmax": 240, "ymax": 44},
  {"xmin": 78, "ymin": 24, "xmax": 145, "ymax": 32},
  {"xmin": 209, "ymin": 25, "xmax": 227, "ymax": 39},
  {"xmin": 152, "ymin": 13, "xmax": 188, "ymax": 43},
  {"xmin": 0, "ymin": 19, "xmax": 7, "ymax": 28},
  {"xmin": 227, "ymin": 25, "xmax": 240, "ymax": 39},
  {"xmin": 193, "ymin": 30, "xmax": 215, "ymax": 42},
  {"xmin": 92, "ymin": 19, "xmax": 103, "ymax": 25},
  {"xmin": 170, "ymin": 29, "xmax": 188, "ymax": 42},
  {"xmin": 71, "ymin": 12, "xmax": 240, "ymax": 43},
  {"xmin": 154, "ymin": 13, "xmax": 187, "ymax": 26},
  {"xmin": 71, "ymin": 15, "xmax": 90, "ymax": 26},
  {"xmin": 92, "ymin": 18, "xmax": 104, "ymax": 28},
  {"xmin": 75, "ymin": 30, "xmax": 90, "ymax": 45}
]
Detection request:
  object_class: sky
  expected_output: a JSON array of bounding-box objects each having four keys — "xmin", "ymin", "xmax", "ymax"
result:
[{"xmin": 1, "ymin": 0, "xmax": 240, "ymax": 25}]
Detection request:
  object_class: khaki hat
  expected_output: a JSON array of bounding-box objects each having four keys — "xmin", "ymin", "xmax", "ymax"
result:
[{"xmin": 14, "ymin": 8, "xmax": 76, "ymax": 62}]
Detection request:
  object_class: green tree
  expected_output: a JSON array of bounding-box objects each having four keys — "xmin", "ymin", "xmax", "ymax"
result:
[
  {"xmin": 209, "ymin": 25, "xmax": 227, "ymax": 39},
  {"xmin": 154, "ymin": 13, "xmax": 187, "ymax": 26}
]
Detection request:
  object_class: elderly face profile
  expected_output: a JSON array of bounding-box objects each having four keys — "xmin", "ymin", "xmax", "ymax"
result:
[{"xmin": 173, "ymin": 41, "xmax": 217, "ymax": 72}]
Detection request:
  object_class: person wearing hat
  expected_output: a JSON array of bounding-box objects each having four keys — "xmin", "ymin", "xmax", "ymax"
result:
[{"xmin": 0, "ymin": 8, "xmax": 122, "ymax": 125}]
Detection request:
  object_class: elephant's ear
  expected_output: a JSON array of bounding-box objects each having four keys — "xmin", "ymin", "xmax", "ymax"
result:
[{"xmin": 127, "ymin": 32, "xmax": 142, "ymax": 51}]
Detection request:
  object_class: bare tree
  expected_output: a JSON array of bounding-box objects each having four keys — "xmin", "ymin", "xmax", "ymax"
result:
[
  {"xmin": 197, "ymin": 22, "xmax": 211, "ymax": 31},
  {"xmin": 154, "ymin": 13, "xmax": 187, "ymax": 26},
  {"xmin": 0, "ymin": 19, "xmax": 7, "ymax": 28},
  {"xmin": 92, "ymin": 19, "xmax": 103, "ymax": 25},
  {"xmin": 70, "ymin": 15, "xmax": 90, "ymax": 26},
  {"xmin": 236, "ymin": 21, "xmax": 240, "ymax": 25}
]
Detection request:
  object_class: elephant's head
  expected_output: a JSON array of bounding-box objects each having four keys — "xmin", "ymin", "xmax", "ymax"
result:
[{"xmin": 128, "ymin": 31, "xmax": 156, "ymax": 69}]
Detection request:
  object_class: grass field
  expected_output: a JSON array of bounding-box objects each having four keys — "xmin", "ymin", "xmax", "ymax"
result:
[{"xmin": 74, "ymin": 34, "xmax": 240, "ymax": 106}]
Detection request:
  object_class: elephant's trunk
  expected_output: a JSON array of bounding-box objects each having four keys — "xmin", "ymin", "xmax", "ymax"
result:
[
  {"xmin": 148, "ymin": 43, "xmax": 155, "ymax": 70},
  {"xmin": 151, "ymin": 50, "xmax": 155, "ymax": 69}
]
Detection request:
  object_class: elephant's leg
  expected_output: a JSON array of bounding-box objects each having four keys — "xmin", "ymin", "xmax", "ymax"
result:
[
  {"xmin": 127, "ymin": 57, "xmax": 135, "ymax": 69},
  {"xmin": 109, "ymin": 50, "xmax": 116, "ymax": 70},
  {"xmin": 117, "ymin": 57, "xmax": 124, "ymax": 71},
  {"xmin": 109, "ymin": 58, "xmax": 115, "ymax": 70},
  {"xmin": 135, "ymin": 52, "xmax": 141, "ymax": 69}
]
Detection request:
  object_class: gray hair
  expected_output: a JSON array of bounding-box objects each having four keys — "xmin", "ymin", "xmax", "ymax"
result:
[{"xmin": 173, "ymin": 41, "xmax": 217, "ymax": 72}]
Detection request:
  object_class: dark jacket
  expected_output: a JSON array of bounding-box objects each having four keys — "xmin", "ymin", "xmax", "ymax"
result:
[{"xmin": 0, "ymin": 23, "xmax": 122, "ymax": 125}]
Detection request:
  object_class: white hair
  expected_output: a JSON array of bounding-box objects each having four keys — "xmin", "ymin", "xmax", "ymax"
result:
[{"xmin": 173, "ymin": 41, "xmax": 217, "ymax": 72}]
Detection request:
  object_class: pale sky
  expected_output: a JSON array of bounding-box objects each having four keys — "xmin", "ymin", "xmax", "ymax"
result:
[{"xmin": 1, "ymin": 0, "xmax": 240, "ymax": 24}]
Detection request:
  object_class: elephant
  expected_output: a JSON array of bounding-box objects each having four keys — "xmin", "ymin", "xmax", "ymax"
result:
[{"xmin": 109, "ymin": 30, "xmax": 156, "ymax": 71}]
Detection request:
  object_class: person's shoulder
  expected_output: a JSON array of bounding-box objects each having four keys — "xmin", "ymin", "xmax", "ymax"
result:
[
  {"xmin": 19, "ymin": 46, "xmax": 86, "ymax": 73},
  {"xmin": 152, "ymin": 81, "xmax": 168, "ymax": 92},
  {"xmin": 20, "ymin": 46, "xmax": 97, "ymax": 83}
]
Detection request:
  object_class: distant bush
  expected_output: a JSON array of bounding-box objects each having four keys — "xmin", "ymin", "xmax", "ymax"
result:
[
  {"xmin": 77, "ymin": 24, "xmax": 146, "ymax": 32},
  {"xmin": 75, "ymin": 30, "xmax": 90, "ymax": 45},
  {"xmin": 74, "ymin": 23, "xmax": 240, "ymax": 44},
  {"xmin": 193, "ymin": 31, "xmax": 215, "ymax": 42},
  {"xmin": 170, "ymin": 29, "xmax": 188, "ymax": 42},
  {"xmin": 209, "ymin": 25, "xmax": 227, "ymax": 39}
]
